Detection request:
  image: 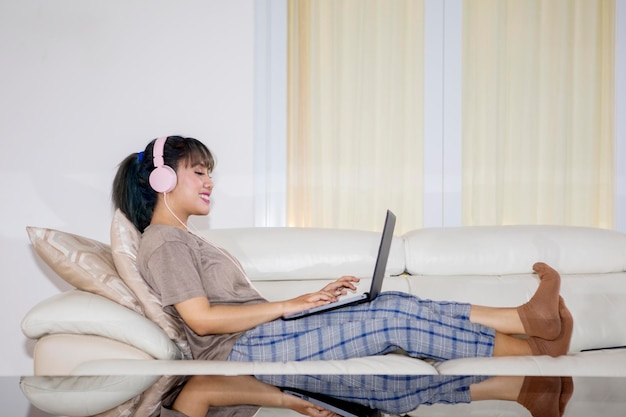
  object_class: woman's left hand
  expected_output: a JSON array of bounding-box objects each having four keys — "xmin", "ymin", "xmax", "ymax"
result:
[{"xmin": 320, "ymin": 276, "xmax": 360, "ymax": 297}]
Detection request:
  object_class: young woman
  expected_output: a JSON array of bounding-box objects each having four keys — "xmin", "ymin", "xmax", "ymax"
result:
[{"xmin": 112, "ymin": 136, "xmax": 573, "ymax": 364}]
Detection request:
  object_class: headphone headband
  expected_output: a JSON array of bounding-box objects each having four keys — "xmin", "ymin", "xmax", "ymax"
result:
[{"xmin": 153, "ymin": 136, "xmax": 167, "ymax": 168}]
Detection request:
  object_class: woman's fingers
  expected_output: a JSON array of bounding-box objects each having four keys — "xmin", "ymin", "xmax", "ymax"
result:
[{"xmin": 321, "ymin": 276, "xmax": 360, "ymax": 293}]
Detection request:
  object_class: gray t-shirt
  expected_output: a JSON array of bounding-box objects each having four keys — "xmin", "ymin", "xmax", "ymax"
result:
[
  {"xmin": 160, "ymin": 405, "xmax": 260, "ymax": 417},
  {"xmin": 138, "ymin": 224, "xmax": 267, "ymax": 360}
]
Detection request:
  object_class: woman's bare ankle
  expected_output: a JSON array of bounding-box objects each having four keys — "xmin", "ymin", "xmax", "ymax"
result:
[{"xmin": 492, "ymin": 332, "xmax": 532, "ymax": 357}]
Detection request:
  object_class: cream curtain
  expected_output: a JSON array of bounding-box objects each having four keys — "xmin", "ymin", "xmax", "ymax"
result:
[
  {"xmin": 287, "ymin": 0, "xmax": 424, "ymax": 233},
  {"xmin": 462, "ymin": 0, "xmax": 615, "ymax": 227}
]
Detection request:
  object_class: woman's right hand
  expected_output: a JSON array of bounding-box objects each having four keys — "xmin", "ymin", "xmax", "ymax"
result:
[
  {"xmin": 281, "ymin": 392, "xmax": 341, "ymax": 417},
  {"xmin": 281, "ymin": 276, "xmax": 359, "ymax": 318},
  {"xmin": 281, "ymin": 290, "xmax": 339, "ymax": 318}
]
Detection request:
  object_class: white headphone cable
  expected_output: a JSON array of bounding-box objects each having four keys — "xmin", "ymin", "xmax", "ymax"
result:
[{"xmin": 162, "ymin": 193, "xmax": 253, "ymax": 284}]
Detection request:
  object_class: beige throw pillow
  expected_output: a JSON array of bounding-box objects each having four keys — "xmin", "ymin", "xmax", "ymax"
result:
[
  {"xmin": 26, "ymin": 227, "xmax": 143, "ymax": 315},
  {"xmin": 110, "ymin": 209, "xmax": 192, "ymax": 359}
]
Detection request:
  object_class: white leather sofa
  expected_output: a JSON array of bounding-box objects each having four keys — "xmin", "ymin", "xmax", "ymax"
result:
[
  {"xmin": 21, "ymin": 220, "xmax": 626, "ymax": 376},
  {"xmin": 19, "ymin": 219, "xmax": 626, "ymax": 416}
]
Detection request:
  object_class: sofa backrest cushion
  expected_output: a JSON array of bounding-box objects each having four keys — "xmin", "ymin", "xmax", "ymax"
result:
[
  {"xmin": 200, "ymin": 227, "xmax": 406, "ymax": 281},
  {"xmin": 404, "ymin": 225, "xmax": 626, "ymax": 275}
]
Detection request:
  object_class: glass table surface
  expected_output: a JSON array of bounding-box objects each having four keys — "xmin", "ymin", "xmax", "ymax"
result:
[{"xmin": 3, "ymin": 374, "xmax": 626, "ymax": 417}]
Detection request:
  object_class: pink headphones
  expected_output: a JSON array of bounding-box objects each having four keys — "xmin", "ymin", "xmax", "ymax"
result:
[{"xmin": 149, "ymin": 136, "xmax": 177, "ymax": 193}]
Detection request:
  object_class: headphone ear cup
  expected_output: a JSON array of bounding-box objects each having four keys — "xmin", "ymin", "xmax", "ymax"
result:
[{"xmin": 149, "ymin": 165, "xmax": 177, "ymax": 193}]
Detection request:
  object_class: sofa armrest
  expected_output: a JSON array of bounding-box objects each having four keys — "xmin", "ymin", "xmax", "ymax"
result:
[
  {"xmin": 20, "ymin": 375, "xmax": 159, "ymax": 416},
  {"xmin": 22, "ymin": 290, "xmax": 183, "ymax": 360},
  {"xmin": 33, "ymin": 334, "xmax": 155, "ymax": 375}
]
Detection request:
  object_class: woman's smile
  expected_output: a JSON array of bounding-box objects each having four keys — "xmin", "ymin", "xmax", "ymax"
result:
[{"xmin": 199, "ymin": 192, "xmax": 211, "ymax": 204}]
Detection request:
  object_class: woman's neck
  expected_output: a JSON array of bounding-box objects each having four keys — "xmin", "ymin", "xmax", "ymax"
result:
[{"xmin": 151, "ymin": 200, "xmax": 189, "ymax": 231}]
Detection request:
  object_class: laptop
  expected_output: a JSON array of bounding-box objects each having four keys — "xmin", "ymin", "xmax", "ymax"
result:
[
  {"xmin": 280, "ymin": 387, "xmax": 381, "ymax": 417},
  {"xmin": 282, "ymin": 209, "xmax": 396, "ymax": 320}
]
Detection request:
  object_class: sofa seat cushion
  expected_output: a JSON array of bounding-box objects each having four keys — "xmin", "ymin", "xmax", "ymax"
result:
[
  {"xmin": 434, "ymin": 348, "xmax": 626, "ymax": 377},
  {"xmin": 69, "ymin": 354, "xmax": 439, "ymax": 376},
  {"xmin": 405, "ymin": 272, "xmax": 626, "ymax": 353}
]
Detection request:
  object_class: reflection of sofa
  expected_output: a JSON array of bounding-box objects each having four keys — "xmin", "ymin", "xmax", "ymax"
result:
[
  {"xmin": 19, "ymin": 374, "xmax": 626, "ymax": 417},
  {"xmin": 22, "ymin": 210, "xmax": 626, "ymax": 376}
]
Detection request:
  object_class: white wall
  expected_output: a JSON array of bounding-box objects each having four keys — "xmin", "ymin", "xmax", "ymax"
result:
[{"xmin": 0, "ymin": 0, "xmax": 256, "ymax": 376}]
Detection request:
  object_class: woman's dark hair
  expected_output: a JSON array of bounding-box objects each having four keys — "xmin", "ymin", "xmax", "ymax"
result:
[{"xmin": 112, "ymin": 136, "xmax": 215, "ymax": 232}]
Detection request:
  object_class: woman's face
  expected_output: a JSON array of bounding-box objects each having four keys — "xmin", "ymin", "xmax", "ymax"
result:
[{"xmin": 167, "ymin": 162, "xmax": 214, "ymax": 219}]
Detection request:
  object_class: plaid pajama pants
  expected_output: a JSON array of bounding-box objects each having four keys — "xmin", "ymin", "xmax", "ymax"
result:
[
  {"xmin": 227, "ymin": 291, "xmax": 495, "ymax": 362},
  {"xmin": 256, "ymin": 374, "xmax": 491, "ymax": 414}
]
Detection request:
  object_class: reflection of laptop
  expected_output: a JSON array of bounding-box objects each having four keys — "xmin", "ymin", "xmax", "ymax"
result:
[
  {"xmin": 282, "ymin": 210, "xmax": 396, "ymax": 320},
  {"xmin": 280, "ymin": 387, "xmax": 381, "ymax": 417}
]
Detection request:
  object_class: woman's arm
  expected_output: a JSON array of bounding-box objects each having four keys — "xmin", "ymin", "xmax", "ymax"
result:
[
  {"xmin": 175, "ymin": 276, "xmax": 359, "ymax": 335},
  {"xmin": 172, "ymin": 375, "xmax": 340, "ymax": 417}
]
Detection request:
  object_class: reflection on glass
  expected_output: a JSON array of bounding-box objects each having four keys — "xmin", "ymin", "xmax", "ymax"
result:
[
  {"xmin": 21, "ymin": 374, "xmax": 575, "ymax": 417},
  {"xmin": 164, "ymin": 375, "xmax": 573, "ymax": 417}
]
